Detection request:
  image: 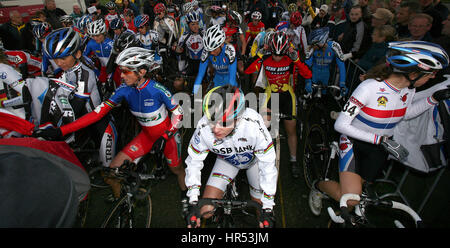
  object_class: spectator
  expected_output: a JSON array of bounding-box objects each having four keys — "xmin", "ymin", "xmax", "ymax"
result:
[
  {"xmin": 426, "ymin": 14, "xmax": 450, "ymax": 87},
  {"xmin": 419, "ymin": 0, "xmax": 443, "ymax": 39},
  {"xmin": 311, "ymin": 4, "xmax": 330, "ymax": 30},
  {"xmin": 123, "ymin": 0, "xmax": 140, "ymax": 16},
  {"xmin": 357, "ymin": 24, "xmax": 396, "ymax": 71},
  {"xmin": 369, "ymin": 0, "xmax": 386, "ymax": 14},
  {"xmin": 371, "ymin": 8, "xmax": 394, "ymax": 29},
  {"xmin": 327, "ymin": 4, "xmax": 347, "ymax": 41},
  {"xmin": 71, "ymin": 4, "xmax": 84, "ymax": 21},
  {"xmin": 0, "ymin": 10, "xmax": 35, "ymax": 51},
  {"xmin": 395, "ymin": 1, "xmax": 422, "ymax": 39},
  {"xmin": 387, "ymin": 0, "xmax": 402, "ymax": 15},
  {"xmin": 408, "ymin": 13, "xmax": 433, "ymax": 41},
  {"xmin": 42, "ymin": 0, "xmax": 67, "ymax": 29},
  {"xmin": 87, "ymin": 0, "xmax": 108, "ymax": 17},
  {"xmin": 359, "ymin": 0, "xmax": 372, "ymax": 25},
  {"xmin": 433, "ymin": 0, "xmax": 449, "ymax": 21},
  {"xmin": 300, "ymin": 0, "xmax": 319, "ymax": 34},
  {"xmin": 143, "ymin": 0, "xmax": 158, "ymax": 25},
  {"xmin": 339, "ymin": 5, "xmax": 372, "ymax": 59}
]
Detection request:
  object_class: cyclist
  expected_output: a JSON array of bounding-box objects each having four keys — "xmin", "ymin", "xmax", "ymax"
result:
[
  {"xmin": 184, "ymin": 85, "xmax": 278, "ymax": 228},
  {"xmin": 104, "ymin": 1, "xmax": 120, "ymax": 30},
  {"xmin": 175, "ymin": 11, "xmax": 204, "ymax": 91},
  {"xmin": 208, "ymin": 5, "xmax": 226, "ymax": 27},
  {"xmin": 122, "ymin": 8, "xmax": 137, "ymax": 33},
  {"xmin": 243, "ymin": 11, "xmax": 265, "ymax": 57},
  {"xmin": 308, "ymin": 41, "xmax": 450, "ymax": 216},
  {"xmin": 134, "ymin": 14, "xmax": 162, "ymax": 66},
  {"xmin": 179, "ymin": 1, "xmax": 195, "ymax": 36},
  {"xmin": 289, "ymin": 11, "xmax": 308, "ymax": 58},
  {"xmin": 192, "ymin": 25, "xmax": 238, "ymax": 95},
  {"xmin": 3, "ymin": 50, "xmax": 42, "ymax": 79},
  {"xmin": 305, "ymin": 27, "xmax": 347, "ymax": 96},
  {"xmin": 42, "ymin": 27, "xmax": 117, "ymax": 168},
  {"xmin": 222, "ymin": 10, "xmax": 246, "ymax": 74},
  {"xmin": 256, "ymin": 31, "xmax": 312, "ymax": 178},
  {"xmin": 32, "ymin": 22, "xmax": 61, "ymax": 77},
  {"xmin": 153, "ymin": 3, "xmax": 179, "ymax": 54},
  {"xmin": 83, "ymin": 19, "xmax": 114, "ymax": 85},
  {"xmin": 110, "ymin": 18, "xmax": 134, "ymax": 41},
  {"xmin": 34, "ymin": 47, "xmax": 186, "ymax": 200}
]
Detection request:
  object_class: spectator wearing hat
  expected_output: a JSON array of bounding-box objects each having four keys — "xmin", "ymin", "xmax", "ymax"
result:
[
  {"xmin": 408, "ymin": 13, "xmax": 433, "ymax": 41},
  {"xmin": 43, "ymin": 0, "xmax": 67, "ymax": 29},
  {"xmin": 327, "ymin": 3, "xmax": 347, "ymax": 41},
  {"xmin": 311, "ymin": 4, "xmax": 330, "ymax": 30},
  {"xmin": 395, "ymin": 1, "xmax": 421, "ymax": 39},
  {"xmin": 419, "ymin": 0, "xmax": 443, "ymax": 39},
  {"xmin": 371, "ymin": 8, "xmax": 393, "ymax": 28}
]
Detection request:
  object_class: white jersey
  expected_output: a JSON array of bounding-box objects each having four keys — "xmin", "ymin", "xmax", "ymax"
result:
[
  {"xmin": 185, "ymin": 108, "xmax": 278, "ymax": 209},
  {"xmin": 0, "ymin": 63, "xmax": 26, "ymax": 110},
  {"xmin": 334, "ymin": 79, "xmax": 438, "ymax": 145}
]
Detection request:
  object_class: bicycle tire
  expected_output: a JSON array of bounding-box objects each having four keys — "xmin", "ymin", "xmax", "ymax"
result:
[
  {"xmin": 101, "ymin": 191, "xmax": 152, "ymax": 228},
  {"xmin": 303, "ymin": 124, "xmax": 332, "ymax": 189},
  {"xmin": 305, "ymin": 100, "xmax": 330, "ymax": 132}
]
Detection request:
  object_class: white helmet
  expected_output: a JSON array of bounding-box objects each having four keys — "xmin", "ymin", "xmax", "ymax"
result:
[
  {"xmin": 115, "ymin": 47, "xmax": 158, "ymax": 71},
  {"xmin": 86, "ymin": 19, "xmax": 106, "ymax": 36},
  {"xmin": 203, "ymin": 25, "xmax": 226, "ymax": 52},
  {"xmin": 251, "ymin": 11, "xmax": 262, "ymax": 20},
  {"xmin": 182, "ymin": 2, "xmax": 194, "ymax": 14}
]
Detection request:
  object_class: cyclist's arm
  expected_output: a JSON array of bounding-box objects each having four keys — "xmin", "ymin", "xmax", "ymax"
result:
[
  {"xmin": 403, "ymin": 94, "xmax": 438, "ymax": 120},
  {"xmin": 192, "ymin": 51, "xmax": 209, "ymax": 94},
  {"xmin": 156, "ymin": 83, "xmax": 183, "ymax": 133},
  {"xmin": 330, "ymin": 41, "xmax": 346, "ymax": 84},
  {"xmin": 224, "ymin": 45, "xmax": 238, "ymax": 86},
  {"xmin": 291, "ymin": 55, "xmax": 312, "ymax": 79},
  {"xmin": 185, "ymin": 122, "xmax": 210, "ymax": 203},
  {"xmin": 253, "ymin": 113, "xmax": 277, "ymax": 210},
  {"xmin": 60, "ymin": 86, "xmax": 124, "ymax": 136},
  {"xmin": 334, "ymin": 84, "xmax": 382, "ymax": 144}
]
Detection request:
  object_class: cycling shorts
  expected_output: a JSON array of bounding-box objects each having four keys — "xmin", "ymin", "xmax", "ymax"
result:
[
  {"xmin": 122, "ymin": 118, "xmax": 181, "ymax": 167},
  {"xmin": 206, "ymin": 158, "xmax": 262, "ymax": 199},
  {"xmin": 262, "ymin": 86, "xmax": 297, "ymax": 120},
  {"xmin": 338, "ymin": 134, "xmax": 389, "ymax": 182}
]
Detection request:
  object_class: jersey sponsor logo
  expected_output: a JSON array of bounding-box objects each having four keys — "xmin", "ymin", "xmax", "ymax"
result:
[
  {"xmin": 154, "ymin": 83, "xmax": 172, "ymax": 97},
  {"xmin": 377, "ymin": 96, "xmax": 388, "ymax": 107},
  {"xmin": 0, "ymin": 72, "xmax": 7, "ymax": 79},
  {"xmin": 136, "ymin": 113, "xmax": 162, "ymax": 123},
  {"xmin": 349, "ymin": 96, "xmax": 364, "ymax": 108},
  {"xmin": 144, "ymin": 99, "xmax": 154, "ymax": 107},
  {"xmin": 211, "ymin": 145, "xmax": 255, "ymax": 155}
]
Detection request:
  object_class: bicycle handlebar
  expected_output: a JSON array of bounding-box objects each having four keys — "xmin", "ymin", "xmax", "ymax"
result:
[{"xmin": 197, "ymin": 198, "xmax": 262, "ymax": 211}]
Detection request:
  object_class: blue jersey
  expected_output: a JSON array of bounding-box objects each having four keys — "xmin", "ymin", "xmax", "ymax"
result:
[
  {"xmin": 108, "ymin": 80, "xmax": 177, "ymax": 128},
  {"xmin": 83, "ymin": 38, "xmax": 114, "ymax": 67},
  {"xmin": 305, "ymin": 40, "xmax": 346, "ymax": 87},
  {"xmin": 192, "ymin": 43, "xmax": 238, "ymax": 94}
]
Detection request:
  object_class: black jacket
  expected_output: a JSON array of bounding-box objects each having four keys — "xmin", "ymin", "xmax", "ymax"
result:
[
  {"xmin": 43, "ymin": 7, "xmax": 67, "ymax": 29},
  {"xmin": 0, "ymin": 21, "xmax": 35, "ymax": 52}
]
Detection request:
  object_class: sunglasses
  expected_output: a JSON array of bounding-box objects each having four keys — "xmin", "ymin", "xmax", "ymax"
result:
[{"xmin": 120, "ymin": 68, "xmax": 136, "ymax": 75}]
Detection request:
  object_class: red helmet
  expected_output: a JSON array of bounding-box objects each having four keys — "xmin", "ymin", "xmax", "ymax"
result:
[
  {"xmin": 271, "ymin": 31, "xmax": 290, "ymax": 56},
  {"xmin": 290, "ymin": 11, "xmax": 302, "ymax": 27},
  {"xmin": 154, "ymin": 3, "xmax": 166, "ymax": 14}
]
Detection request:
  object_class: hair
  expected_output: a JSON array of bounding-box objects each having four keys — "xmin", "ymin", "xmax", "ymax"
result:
[
  {"xmin": 365, "ymin": 61, "xmax": 395, "ymax": 81},
  {"xmin": 374, "ymin": 25, "xmax": 397, "ymax": 42},
  {"xmin": 400, "ymin": 1, "xmax": 422, "ymax": 15},
  {"xmin": 409, "ymin": 13, "xmax": 433, "ymax": 25}
]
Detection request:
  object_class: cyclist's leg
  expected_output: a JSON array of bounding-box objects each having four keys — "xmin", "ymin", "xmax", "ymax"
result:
[
  {"xmin": 164, "ymin": 131, "xmax": 187, "ymax": 191},
  {"xmin": 246, "ymin": 162, "xmax": 263, "ymax": 205},
  {"xmin": 201, "ymin": 158, "xmax": 240, "ymax": 218}
]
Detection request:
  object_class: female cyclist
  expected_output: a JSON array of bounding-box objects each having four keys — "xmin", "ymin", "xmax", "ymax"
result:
[
  {"xmin": 184, "ymin": 85, "xmax": 278, "ymax": 228},
  {"xmin": 308, "ymin": 41, "xmax": 450, "ymax": 216},
  {"xmin": 34, "ymin": 47, "xmax": 186, "ymax": 200}
]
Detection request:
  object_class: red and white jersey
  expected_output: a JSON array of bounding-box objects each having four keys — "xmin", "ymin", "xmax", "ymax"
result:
[
  {"xmin": 4, "ymin": 50, "xmax": 42, "ymax": 77},
  {"xmin": 335, "ymin": 78, "xmax": 438, "ymax": 144}
]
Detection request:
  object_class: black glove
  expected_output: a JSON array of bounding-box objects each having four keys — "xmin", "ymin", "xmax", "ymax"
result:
[
  {"xmin": 32, "ymin": 127, "xmax": 62, "ymax": 141},
  {"xmin": 259, "ymin": 208, "xmax": 275, "ymax": 228},
  {"xmin": 432, "ymin": 88, "xmax": 450, "ymax": 102},
  {"xmin": 185, "ymin": 203, "xmax": 200, "ymax": 228},
  {"xmin": 380, "ymin": 136, "xmax": 409, "ymax": 161}
]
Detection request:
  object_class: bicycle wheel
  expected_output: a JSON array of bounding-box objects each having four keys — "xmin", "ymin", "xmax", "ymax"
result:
[
  {"xmin": 101, "ymin": 191, "xmax": 152, "ymax": 228},
  {"xmin": 303, "ymin": 124, "xmax": 332, "ymax": 189},
  {"xmin": 305, "ymin": 101, "xmax": 330, "ymax": 132}
]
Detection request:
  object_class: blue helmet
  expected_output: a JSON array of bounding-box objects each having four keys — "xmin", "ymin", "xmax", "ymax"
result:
[
  {"xmin": 110, "ymin": 18, "xmax": 124, "ymax": 30},
  {"xmin": 387, "ymin": 41, "xmax": 449, "ymax": 74},
  {"xmin": 44, "ymin": 28, "xmax": 81, "ymax": 59},
  {"xmin": 308, "ymin": 27, "xmax": 329, "ymax": 45},
  {"xmin": 32, "ymin": 22, "xmax": 52, "ymax": 39},
  {"xmin": 134, "ymin": 14, "xmax": 150, "ymax": 28},
  {"xmin": 186, "ymin": 11, "xmax": 200, "ymax": 24}
]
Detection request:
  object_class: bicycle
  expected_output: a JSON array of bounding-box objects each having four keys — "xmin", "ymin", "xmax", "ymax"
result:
[
  {"xmin": 193, "ymin": 174, "xmax": 264, "ymax": 228},
  {"xmin": 100, "ymin": 145, "xmax": 169, "ymax": 228},
  {"xmin": 301, "ymin": 83, "xmax": 345, "ymax": 189},
  {"xmin": 327, "ymin": 182, "xmax": 424, "ymax": 228}
]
